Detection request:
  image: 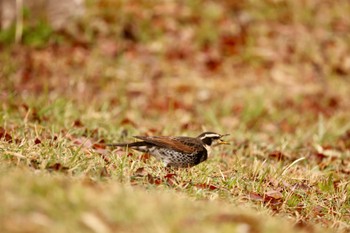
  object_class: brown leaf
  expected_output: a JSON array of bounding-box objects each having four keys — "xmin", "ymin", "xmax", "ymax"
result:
[
  {"xmin": 149, "ymin": 96, "xmax": 191, "ymax": 112},
  {"xmin": 195, "ymin": 183, "xmax": 219, "ymax": 191},
  {"xmin": 82, "ymin": 128, "xmax": 99, "ymax": 138},
  {"xmin": 73, "ymin": 137, "xmax": 93, "ymax": 148},
  {"xmin": 93, "ymin": 143, "xmax": 106, "ymax": 150},
  {"xmin": 338, "ymin": 129, "xmax": 350, "ymax": 149},
  {"xmin": 249, "ymin": 192, "xmax": 264, "ymax": 201},
  {"xmin": 310, "ymin": 152, "xmax": 327, "ymax": 164},
  {"xmin": 98, "ymin": 153, "xmax": 111, "ymax": 165},
  {"xmin": 264, "ymin": 190, "xmax": 283, "ymax": 200},
  {"xmin": 120, "ymin": 117, "xmax": 137, "ymax": 127},
  {"xmin": 100, "ymin": 167, "xmax": 110, "ymax": 177},
  {"xmin": 339, "ymin": 129, "xmax": 350, "ymax": 141},
  {"xmin": 99, "ymin": 38, "xmax": 120, "ymax": 57},
  {"xmin": 268, "ymin": 150, "xmax": 288, "ymax": 161},
  {"xmin": 263, "ymin": 190, "xmax": 283, "ymax": 210},
  {"xmin": 279, "ymin": 119, "xmax": 295, "ymax": 133},
  {"xmin": 29, "ymin": 159, "xmax": 40, "ymax": 169},
  {"xmin": 73, "ymin": 119, "xmax": 84, "ymax": 127},
  {"xmin": 249, "ymin": 191, "xmax": 283, "ymax": 210},
  {"xmin": 165, "ymin": 46, "xmax": 190, "ymax": 60},
  {"xmin": 146, "ymin": 174, "xmax": 162, "ymax": 185},
  {"xmin": 333, "ymin": 66, "xmax": 347, "ymax": 76},
  {"xmin": 21, "ymin": 50, "xmax": 34, "ymax": 83},
  {"xmin": 95, "ymin": 148, "xmax": 108, "ymax": 156},
  {"xmin": 312, "ymin": 205, "xmax": 325, "ymax": 217},
  {"xmin": 34, "ymin": 138, "xmax": 41, "ymax": 145},
  {"xmin": 339, "ymin": 168, "xmax": 350, "ymax": 175},
  {"xmin": 276, "ymin": 94, "xmax": 341, "ymax": 118},
  {"xmin": 204, "ymin": 56, "xmax": 222, "ymax": 72},
  {"xmin": 135, "ymin": 167, "xmax": 147, "ymax": 176},
  {"xmin": 0, "ymin": 127, "xmax": 12, "ymax": 142},
  {"xmin": 139, "ymin": 153, "xmax": 150, "ymax": 162},
  {"xmin": 122, "ymin": 22, "xmax": 138, "ymax": 42},
  {"xmin": 146, "ymin": 173, "xmax": 154, "ymax": 184},
  {"xmin": 146, "ymin": 128, "xmax": 161, "ymax": 135},
  {"xmin": 291, "ymin": 182, "xmax": 312, "ymax": 192},
  {"xmin": 30, "ymin": 108, "xmax": 47, "ymax": 122},
  {"xmin": 164, "ymin": 173, "xmax": 177, "ymax": 186},
  {"xmin": 219, "ymin": 32, "xmax": 246, "ymax": 56},
  {"xmin": 20, "ymin": 103, "xmax": 29, "ymax": 112},
  {"xmin": 47, "ymin": 163, "xmax": 69, "ymax": 172},
  {"xmin": 164, "ymin": 173, "xmax": 176, "ymax": 179}
]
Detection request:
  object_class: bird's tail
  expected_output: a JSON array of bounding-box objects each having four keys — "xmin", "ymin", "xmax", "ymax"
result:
[{"xmin": 106, "ymin": 141, "xmax": 146, "ymax": 148}]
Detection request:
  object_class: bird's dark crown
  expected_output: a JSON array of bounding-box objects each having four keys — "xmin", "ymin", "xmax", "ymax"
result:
[{"xmin": 197, "ymin": 132, "xmax": 226, "ymax": 146}]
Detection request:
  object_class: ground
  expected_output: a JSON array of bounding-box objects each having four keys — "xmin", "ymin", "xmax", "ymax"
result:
[{"xmin": 0, "ymin": 1, "xmax": 350, "ymax": 232}]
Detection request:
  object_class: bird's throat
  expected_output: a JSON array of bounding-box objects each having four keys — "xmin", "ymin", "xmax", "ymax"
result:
[{"xmin": 203, "ymin": 144, "xmax": 211, "ymax": 156}]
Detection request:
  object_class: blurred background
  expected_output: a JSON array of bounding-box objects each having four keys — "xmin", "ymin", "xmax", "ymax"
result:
[
  {"xmin": 1, "ymin": 0, "xmax": 349, "ymax": 140},
  {"xmin": 1, "ymin": 2, "xmax": 350, "ymax": 231}
]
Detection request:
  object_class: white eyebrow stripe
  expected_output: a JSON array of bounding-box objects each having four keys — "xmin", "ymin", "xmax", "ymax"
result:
[{"xmin": 200, "ymin": 134, "xmax": 220, "ymax": 140}]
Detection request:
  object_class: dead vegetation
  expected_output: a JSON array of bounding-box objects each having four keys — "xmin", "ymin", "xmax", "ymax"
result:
[{"xmin": 1, "ymin": 0, "xmax": 350, "ymax": 232}]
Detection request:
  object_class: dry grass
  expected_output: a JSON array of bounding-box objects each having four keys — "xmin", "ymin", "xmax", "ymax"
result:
[{"xmin": 1, "ymin": 0, "xmax": 350, "ymax": 232}]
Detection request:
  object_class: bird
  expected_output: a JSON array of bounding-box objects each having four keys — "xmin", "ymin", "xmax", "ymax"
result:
[{"xmin": 107, "ymin": 132, "xmax": 229, "ymax": 168}]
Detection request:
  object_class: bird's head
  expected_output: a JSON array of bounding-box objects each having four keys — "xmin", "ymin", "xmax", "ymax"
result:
[{"xmin": 197, "ymin": 132, "xmax": 229, "ymax": 147}]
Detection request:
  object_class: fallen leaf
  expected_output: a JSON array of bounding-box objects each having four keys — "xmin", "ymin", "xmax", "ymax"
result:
[
  {"xmin": 135, "ymin": 167, "xmax": 147, "ymax": 176},
  {"xmin": 264, "ymin": 190, "xmax": 284, "ymax": 210},
  {"xmin": 164, "ymin": 173, "xmax": 177, "ymax": 186},
  {"xmin": 98, "ymin": 154, "xmax": 111, "ymax": 164},
  {"xmin": 120, "ymin": 117, "xmax": 137, "ymax": 127},
  {"xmin": 268, "ymin": 150, "xmax": 288, "ymax": 161},
  {"xmin": 99, "ymin": 38, "xmax": 120, "ymax": 57},
  {"xmin": 121, "ymin": 22, "xmax": 138, "ymax": 42},
  {"xmin": 29, "ymin": 159, "xmax": 40, "ymax": 169},
  {"xmin": 195, "ymin": 183, "xmax": 219, "ymax": 191},
  {"xmin": 219, "ymin": 32, "xmax": 246, "ymax": 56},
  {"xmin": 34, "ymin": 138, "xmax": 41, "ymax": 144},
  {"xmin": 100, "ymin": 167, "xmax": 110, "ymax": 177},
  {"xmin": 338, "ymin": 129, "xmax": 350, "ymax": 149},
  {"xmin": 291, "ymin": 182, "xmax": 312, "ymax": 192},
  {"xmin": 0, "ymin": 127, "xmax": 12, "ymax": 142},
  {"xmin": 165, "ymin": 46, "xmax": 190, "ymax": 60},
  {"xmin": 73, "ymin": 137, "xmax": 93, "ymax": 148},
  {"xmin": 146, "ymin": 174, "xmax": 162, "ymax": 185},
  {"xmin": 47, "ymin": 163, "xmax": 69, "ymax": 172},
  {"xmin": 204, "ymin": 56, "xmax": 222, "ymax": 72},
  {"xmin": 73, "ymin": 119, "xmax": 84, "ymax": 127},
  {"xmin": 93, "ymin": 143, "xmax": 106, "ymax": 150},
  {"xmin": 310, "ymin": 152, "xmax": 327, "ymax": 164},
  {"xmin": 264, "ymin": 190, "xmax": 283, "ymax": 200},
  {"xmin": 312, "ymin": 205, "xmax": 325, "ymax": 217},
  {"xmin": 139, "ymin": 153, "xmax": 151, "ymax": 162},
  {"xmin": 249, "ymin": 192, "xmax": 264, "ymax": 201}
]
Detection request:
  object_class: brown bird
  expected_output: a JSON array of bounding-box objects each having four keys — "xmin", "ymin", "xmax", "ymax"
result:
[{"xmin": 107, "ymin": 132, "xmax": 229, "ymax": 168}]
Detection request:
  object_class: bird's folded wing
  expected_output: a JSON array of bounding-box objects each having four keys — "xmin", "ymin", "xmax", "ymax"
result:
[{"xmin": 133, "ymin": 136, "xmax": 196, "ymax": 153}]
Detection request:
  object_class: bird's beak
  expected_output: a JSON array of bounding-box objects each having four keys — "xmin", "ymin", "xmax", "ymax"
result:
[
  {"xmin": 217, "ymin": 139, "xmax": 230, "ymax": 145},
  {"xmin": 213, "ymin": 134, "xmax": 230, "ymax": 146}
]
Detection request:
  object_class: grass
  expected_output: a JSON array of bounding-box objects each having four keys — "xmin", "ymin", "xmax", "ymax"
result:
[
  {"xmin": 1, "ymin": 0, "xmax": 350, "ymax": 232},
  {"xmin": 0, "ymin": 163, "xmax": 318, "ymax": 233}
]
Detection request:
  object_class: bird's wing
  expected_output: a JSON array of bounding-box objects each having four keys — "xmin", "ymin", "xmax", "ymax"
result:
[{"xmin": 133, "ymin": 136, "xmax": 199, "ymax": 153}]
